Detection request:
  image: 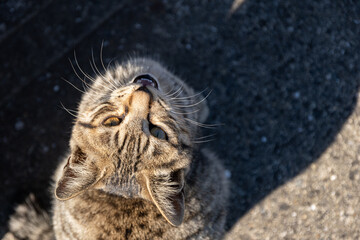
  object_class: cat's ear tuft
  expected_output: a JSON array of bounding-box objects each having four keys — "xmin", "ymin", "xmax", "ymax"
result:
[
  {"xmin": 144, "ymin": 170, "xmax": 185, "ymax": 226},
  {"xmin": 55, "ymin": 148, "xmax": 98, "ymax": 200}
]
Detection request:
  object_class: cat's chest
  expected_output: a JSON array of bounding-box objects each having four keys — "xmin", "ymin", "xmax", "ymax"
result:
[{"xmin": 58, "ymin": 192, "xmax": 170, "ymax": 239}]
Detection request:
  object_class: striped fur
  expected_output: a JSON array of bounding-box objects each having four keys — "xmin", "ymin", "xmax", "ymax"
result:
[
  {"xmin": 5, "ymin": 58, "xmax": 228, "ymax": 240},
  {"xmin": 3, "ymin": 194, "xmax": 55, "ymax": 240}
]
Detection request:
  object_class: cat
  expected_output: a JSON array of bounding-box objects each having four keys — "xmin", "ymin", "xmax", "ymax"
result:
[{"xmin": 4, "ymin": 58, "xmax": 229, "ymax": 240}]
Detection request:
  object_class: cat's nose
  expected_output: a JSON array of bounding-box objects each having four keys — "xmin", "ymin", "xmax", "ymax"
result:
[
  {"xmin": 133, "ymin": 74, "xmax": 159, "ymax": 89},
  {"xmin": 129, "ymin": 90, "xmax": 151, "ymax": 119},
  {"xmin": 137, "ymin": 86, "xmax": 153, "ymax": 97}
]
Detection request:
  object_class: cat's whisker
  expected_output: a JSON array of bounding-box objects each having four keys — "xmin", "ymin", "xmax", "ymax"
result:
[
  {"xmin": 170, "ymin": 104, "xmax": 197, "ymax": 109},
  {"xmin": 106, "ymin": 57, "xmax": 116, "ymax": 71},
  {"xmin": 192, "ymin": 138, "xmax": 216, "ymax": 144},
  {"xmin": 100, "ymin": 40, "xmax": 107, "ymax": 74},
  {"xmin": 73, "ymin": 51, "xmax": 97, "ymax": 83},
  {"xmin": 194, "ymin": 133, "xmax": 217, "ymax": 140},
  {"xmin": 60, "ymin": 102, "xmax": 79, "ymax": 119},
  {"xmin": 170, "ymin": 88, "xmax": 209, "ymax": 101},
  {"xmin": 61, "ymin": 77, "xmax": 86, "ymax": 94},
  {"xmin": 90, "ymin": 59, "xmax": 118, "ymax": 91},
  {"xmin": 185, "ymin": 118, "xmax": 223, "ymax": 129},
  {"xmin": 69, "ymin": 57, "xmax": 95, "ymax": 91},
  {"xmin": 170, "ymin": 108, "xmax": 200, "ymax": 115},
  {"xmin": 171, "ymin": 90, "xmax": 212, "ymax": 109},
  {"xmin": 163, "ymin": 85, "xmax": 177, "ymax": 96},
  {"xmin": 81, "ymin": 77, "xmax": 90, "ymax": 92},
  {"xmin": 166, "ymin": 86, "xmax": 183, "ymax": 98},
  {"xmin": 91, "ymin": 48, "xmax": 107, "ymax": 80},
  {"xmin": 173, "ymin": 88, "xmax": 184, "ymax": 99}
]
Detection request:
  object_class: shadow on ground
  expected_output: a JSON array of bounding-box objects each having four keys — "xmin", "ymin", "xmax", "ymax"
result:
[{"xmin": 1, "ymin": 0, "xmax": 360, "ymax": 236}]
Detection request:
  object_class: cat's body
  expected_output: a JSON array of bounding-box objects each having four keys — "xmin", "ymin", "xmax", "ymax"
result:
[
  {"xmin": 53, "ymin": 149, "xmax": 227, "ymax": 240},
  {"xmin": 4, "ymin": 58, "xmax": 228, "ymax": 240}
]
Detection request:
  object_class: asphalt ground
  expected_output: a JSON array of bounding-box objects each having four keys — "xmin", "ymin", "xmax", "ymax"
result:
[{"xmin": 1, "ymin": 0, "xmax": 360, "ymax": 239}]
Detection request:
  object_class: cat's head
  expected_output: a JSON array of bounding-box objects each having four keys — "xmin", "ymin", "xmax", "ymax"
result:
[{"xmin": 55, "ymin": 58, "xmax": 208, "ymax": 226}]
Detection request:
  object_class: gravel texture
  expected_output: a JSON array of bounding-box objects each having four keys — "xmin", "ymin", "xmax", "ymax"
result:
[{"xmin": 1, "ymin": 0, "xmax": 360, "ymax": 239}]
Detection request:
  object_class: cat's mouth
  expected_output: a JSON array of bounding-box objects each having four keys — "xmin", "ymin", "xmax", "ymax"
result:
[{"xmin": 133, "ymin": 74, "xmax": 159, "ymax": 89}]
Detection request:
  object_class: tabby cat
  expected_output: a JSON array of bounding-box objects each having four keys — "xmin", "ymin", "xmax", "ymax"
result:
[{"xmin": 4, "ymin": 58, "xmax": 228, "ymax": 240}]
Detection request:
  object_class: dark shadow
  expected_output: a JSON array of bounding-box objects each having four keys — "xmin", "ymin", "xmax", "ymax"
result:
[{"xmin": 1, "ymin": 0, "xmax": 360, "ymax": 236}]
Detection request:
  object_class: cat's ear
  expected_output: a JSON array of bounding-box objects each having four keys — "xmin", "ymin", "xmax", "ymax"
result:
[
  {"xmin": 55, "ymin": 148, "xmax": 99, "ymax": 200},
  {"xmin": 143, "ymin": 170, "xmax": 185, "ymax": 227}
]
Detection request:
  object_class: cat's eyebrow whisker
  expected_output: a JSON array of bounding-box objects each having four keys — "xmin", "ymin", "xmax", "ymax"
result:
[
  {"xmin": 91, "ymin": 47, "xmax": 107, "ymax": 80},
  {"xmin": 90, "ymin": 59, "xmax": 117, "ymax": 91},
  {"xmin": 60, "ymin": 102, "xmax": 79, "ymax": 119},
  {"xmin": 98, "ymin": 79, "xmax": 116, "ymax": 92},
  {"xmin": 102, "ymin": 59, "xmax": 117, "ymax": 89},
  {"xmin": 100, "ymin": 40, "xmax": 107, "ymax": 74},
  {"xmin": 69, "ymin": 57, "xmax": 95, "ymax": 92},
  {"xmin": 73, "ymin": 51, "xmax": 97, "ymax": 83},
  {"xmin": 62, "ymin": 77, "xmax": 86, "ymax": 94},
  {"xmin": 106, "ymin": 57, "xmax": 116, "ymax": 71},
  {"xmin": 81, "ymin": 77, "xmax": 90, "ymax": 92}
]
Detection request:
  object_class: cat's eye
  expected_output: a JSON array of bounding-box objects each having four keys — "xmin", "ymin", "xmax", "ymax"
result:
[
  {"xmin": 150, "ymin": 127, "xmax": 167, "ymax": 140},
  {"xmin": 102, "ymin": 116, "xmax": 122, "ymax": 127}
]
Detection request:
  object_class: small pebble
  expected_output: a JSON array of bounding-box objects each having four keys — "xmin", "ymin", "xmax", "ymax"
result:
[
  {"xmin": 0, "ymin": 23, "xmax": 6, "ymax": 32},
  {"xmin": 310, "ymin": 204, "xmax": 317, "ymax": 211},
  {"xmin": 42, "ymin": 145, "xmax": 49, "ymax": 153},
  {"xmin": 224, "ymin": 169, "xmax": 231, "ymax": 179},
  {"xmin": 293, "ymin": 91, "xmax": 300, "ymax": 99},
  {"xmin": 330, "ymin": 175, "xmax": 337, "ymax": 181},
  {"xmin": 15, "ymin": 120, "xmax": 24, "ymax": 131},
  {"xmin": 326, "ymin": 73, "xmax": 332, "ymax": 80},
  {"xmin": 346, "ymin": 207, "xmax": 355, "ymax": 215},
  {"xmin": 53, "ymin": 85, "xmax": 60, "ymax": 92}
]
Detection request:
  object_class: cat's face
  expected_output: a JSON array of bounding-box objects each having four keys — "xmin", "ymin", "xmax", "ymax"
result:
[{"xmin": 55, "ymin": 58, "xmax": 208, "ymax": 226}]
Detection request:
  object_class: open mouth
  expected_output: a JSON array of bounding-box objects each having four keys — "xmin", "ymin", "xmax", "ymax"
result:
[{"xmin": 133, "ymin": 74, "xmax": 159, "ymax": 89}]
